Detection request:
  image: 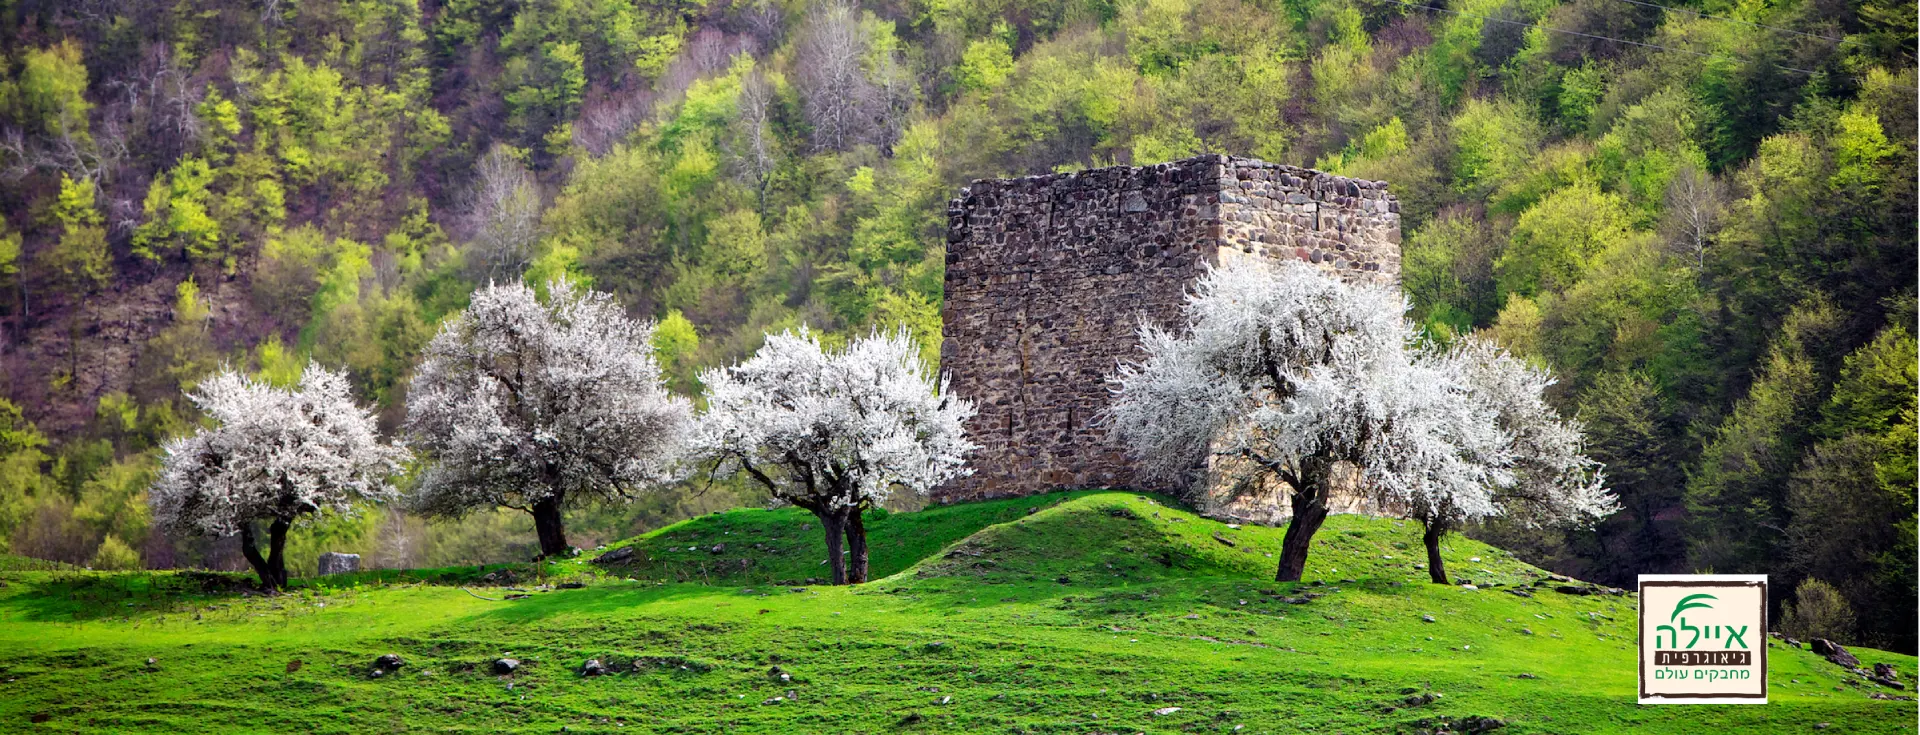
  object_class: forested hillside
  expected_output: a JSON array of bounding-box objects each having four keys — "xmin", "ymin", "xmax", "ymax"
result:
[{"xmin": 0, "ymin": 0, "xmax": 1912, "ymax": 649}]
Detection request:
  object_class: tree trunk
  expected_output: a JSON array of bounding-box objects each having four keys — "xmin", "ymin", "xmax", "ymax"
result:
[
  {"xmin": 1423, "ymin": 521, "xmax": 1450, "ymax": 585},
  {"xmin": 816, "ymin": 508, "xmax": 849, "ymax": 585},
  {"xmin": 1275, "ymin": 486, "xmax": 1330, "ymax": 582},
  {"xmin": 532, "ymin": 495, "xmax": 569, "ymax": 558},
  {"xmin": 845, "ymin": 509, "xmax": 869, "ymax": 584},
  {"xmin": 239, "ymin": 519, "xmax": 291, "ymax": 591}
]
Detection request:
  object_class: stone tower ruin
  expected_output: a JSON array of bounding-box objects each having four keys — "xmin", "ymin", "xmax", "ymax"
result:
[{"xmin": 933, "ymin": 155, "xmax": 1402, "ymax": 505}]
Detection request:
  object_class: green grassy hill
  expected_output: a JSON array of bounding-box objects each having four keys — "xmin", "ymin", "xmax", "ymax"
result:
[{"xmin": 0, "ymin": 492, "xmax": 1912, "ymax": 733}]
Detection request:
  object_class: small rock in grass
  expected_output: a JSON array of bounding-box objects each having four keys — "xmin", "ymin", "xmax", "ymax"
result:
[
  {"xmin": 1875, "ymin": 663, "xmax": 1900, "ymax": 680},
  {"xmin": 370, "ymin": 654, "xmax": 405, "ymax": 677},
  {"xmin": 492, "ymin": 658, "xmax": 520, "ymax": 675},
  {"xmin": 581, "ymin": 659, "xmax": 608, "ymax": 677},
  {"xmin": 1422, "ymin": 615, "xmax": 1436, "ymax": 623},
  {"xmin": 1516, "ymin": 673, "xmax": 1538, "ymax": 679},
  {"xmin": 558, "ymin": 582, "xmax": 585, "ymax": 589},
  {"xmin": 1152, "ymin": 706, "xmax": 1182, "ymax": 716},
  {"xmin": 1812, "ymin": 639, "xmax": 1861, "ymax": 668}
]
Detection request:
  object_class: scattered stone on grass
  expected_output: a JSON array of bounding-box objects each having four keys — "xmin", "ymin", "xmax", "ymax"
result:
[
  {"xmin": 492, "ymin": 658, "xmax": 520, "ymax": 675},
  {"xmin": 581, "ymin": 659, "xmax": 608, "ymax": 677},
  {"xmin": 1152, "ymin": 706, "xmax": 1182, "ymax": 716},
  {"xmin": 369, "ymin": 654, "xmax": 405, "ymax": 678},
  {"xmin": 593, "ymin": 547, "xmax": 636, "ymax": 565},
  {"xmin": 1812, "ymin": 639, "xmax": 1861, "ymax": 668}
]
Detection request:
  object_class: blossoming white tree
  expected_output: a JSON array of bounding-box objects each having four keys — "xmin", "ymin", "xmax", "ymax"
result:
[
  {"xmin": 1397, "ymin": 338, "xmax": 1613, "ymax": 584},
  {"xmin": 406, "ymin": 278, "xmax": 694, "ymax": 557},
  {"xmin": 150, "ymin": 365, "xmax": 408, "ymax": 590},
  {"xmin": 696, "ymin": 328, "xmax": 975, "ymax": 584},
  {"xmin": 1110, "ymin": 260, "xmax": 1613, "ymax": 582}
]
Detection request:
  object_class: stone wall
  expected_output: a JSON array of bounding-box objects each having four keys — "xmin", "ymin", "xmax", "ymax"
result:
[{"xmin": 933, "ymin": 155, "xmax": 1402, "ymax": 505}]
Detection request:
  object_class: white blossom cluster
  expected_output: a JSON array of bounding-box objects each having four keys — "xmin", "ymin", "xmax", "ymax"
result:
[
  {"xmin": 696, "ymin": 328, "xmax": 977, "ymax": 511},
  {"xmin": 1111, "ymin": 259, "xmax": 1410, "ymax": 488},
  {"xmin": 151, "ymin": 365, "xmax": 409, "ymax": 536},
  {"xmin": 1111, "ymin": 259, "xmax": 1613, "ymax": 528},
  {"xmin": 1409, "ymin": 338, "xmax": 1614, "ymax": 528},
  {"xmin": 406, "ymin": 278, "xmax": 694, "ymax": 515}
]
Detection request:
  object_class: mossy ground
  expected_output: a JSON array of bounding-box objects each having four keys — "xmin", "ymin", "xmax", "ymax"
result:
[{"xmin": 0, "ymin": 492, "xmax": 1912, "ymax": 733}]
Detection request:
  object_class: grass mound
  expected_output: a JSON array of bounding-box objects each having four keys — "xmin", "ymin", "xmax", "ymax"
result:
[
  {"xmin": 568, "ymin": 491, "xmax": 1109, "ymax": 585},
  {"xmin": 0, "ymin": 491, "xmax": 1912, "ymax": 734},
  {"xmin": 900, "ymin": 492, "xmax": 1541, "ymax": 589}
]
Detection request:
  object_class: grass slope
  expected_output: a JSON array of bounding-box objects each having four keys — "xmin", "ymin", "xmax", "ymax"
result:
[{"xmin": 0, "ymin": 492, "xmax": 1912, "ymax": 734}]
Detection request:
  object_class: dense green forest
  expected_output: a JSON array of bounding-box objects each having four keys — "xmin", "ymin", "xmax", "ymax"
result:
[{"xmin": 0, "ymin": 0, "xmax": 1911, "ymax": 650}]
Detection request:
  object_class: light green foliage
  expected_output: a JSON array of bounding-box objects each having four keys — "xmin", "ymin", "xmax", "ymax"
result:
[
  {"xmin": 253, "ymin": 335, "xmax": 306, "ymax": 388},
  {"xmin": 1820, "ymin": 326, "xmax": 1920, "ymax": 443},
  {"xmin": 132, "ymin": 158, "xmax": 224, "ymax": 266},
  {"xmin": 254, "ymin": 226, "xmax": 329, "ymax": 325},
  {"xmin": 0, "ymin": 216, "xmax": 19, "ymax": 287},
  {"xmin": 1486, "ymin": 294, "xmax": 1543, "ymax": 359},
  {"xmin": 137, "ymin": 279, "xmax": 219, "ymax": 395},
  {"xmin": 3, "ymin": 41, "xmax": 91, "ymax": 141},
  {"xmin": 42, "ymin": 175, "xmax": 112, "ymax": 291},
  {"xmin": 652, "ymin": 309, "xmax": 700, "ymax": 391},
  {"xmin": 73, "ymin": 458, "xmax": 153, "ymax": 555},
  {"xmin": 1782, "ymin": 326, "xmax": 1920, "ymax": 649},
  {"xmin": 1489, "ymin": 142, "xmax": 1592, "ymax": 214},
  {"xmin": 196, "ymin": 88, "xmax": 242, "ymax": 154},
  {"xmin": 870, "ymin": 289, "xmax": 943, "ymax": 368},
  {"xmin": 1401, "ymin": 211, "xmax": 1498, "ymax": 334},
  {"xmin": 1123, "ymin": 0, "xmax": 1195, "ymax": 74},
  {"xmin": 1828, "ymin": 104, "xmax": 1894, "ymax": 193},
  {"xmin": 1779, "ymin": 577, "xmax": 1856, "ymax": 643},
  {"xmin": 957, "ymin": 28, "xmax": 1016, "ymax": 92},
  {"xmin": 88, "ymin": 535, "xmax": 141, "ymax": 571},
  {"xmin": 1496, "ymin": 181, "xmax": 1639, "ymax": 297},
  {"xmin": 1593, "ymin": 87, "xmax": 1706, "ymax": 213},
  {"xmin": 1449, "ymin": 98, "xmax": 1542, "ymax": 196},
  {"xmin": 1686, "ymin": 298, "xmax": 1842, "ymax": 574},
  {"xmin": 1555, "ymin": 63, "xmax": 1605, "ymax": 134}
]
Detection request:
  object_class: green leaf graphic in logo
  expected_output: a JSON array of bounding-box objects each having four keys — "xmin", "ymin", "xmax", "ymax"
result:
[{"xmin": 1670, "ymin": 593, "xmax": 1716, "ymax": 622}]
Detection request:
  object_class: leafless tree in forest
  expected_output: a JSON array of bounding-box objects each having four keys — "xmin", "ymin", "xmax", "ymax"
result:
[
  {"xmin": 460, "ymin": 145, "xmax": 543, "ymax": 279},
  {"xmin": 731, "ymin": 70, "xmax": 777, "ymax": 210},
  {"xmin": 1663, "ymin": 165, "xmax": 1722, "ymax": 269},
  {"xmin": 793, "ymin": 0, "xmax": 909, "ymax": 153},
  {"xmin": 738, "ymin": 0, "xmax": 785, "ymax": 48}
]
